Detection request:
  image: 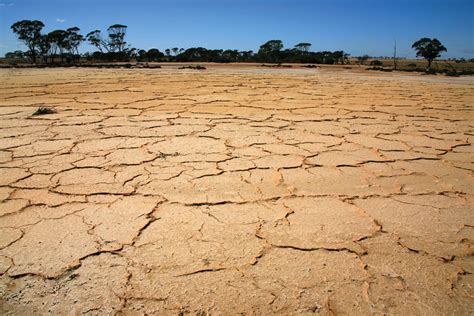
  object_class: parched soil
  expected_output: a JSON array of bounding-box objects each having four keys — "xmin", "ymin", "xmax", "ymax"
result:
[{"xmin": 0, "ymin": 66, "xmax": 473, "ymax": 314}]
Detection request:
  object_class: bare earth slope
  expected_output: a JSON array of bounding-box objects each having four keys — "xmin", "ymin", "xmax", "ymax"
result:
[{"xmin": 0, "ymin": 67, "xmax": 473, "ymax": 314}]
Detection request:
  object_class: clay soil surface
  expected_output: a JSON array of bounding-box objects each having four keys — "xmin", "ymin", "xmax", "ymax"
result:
[{"xmin": 0, "ymin": 66, "xmax": 473, "ymax": 314}]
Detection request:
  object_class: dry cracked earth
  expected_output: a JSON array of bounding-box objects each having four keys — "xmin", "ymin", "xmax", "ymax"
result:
[{"xmin": 0, "ymin": 67, "xmax": 473, "ymax": 315}]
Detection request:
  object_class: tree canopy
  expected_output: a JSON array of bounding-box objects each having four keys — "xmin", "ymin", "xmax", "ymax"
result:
[
  {"xmin": 295, "ymin": 43, "xmax": 311, "ymax": 52},
  {"xmin": 107, "ymin": 24, "xmax": 128, "ymax": 52},
  {"xmin": 412, "ymin": 38, "xmax": 447, "ymax": 68},
  {"xmin": 10, "ymin": 20, "xmax": 44, "ymax": 63}
]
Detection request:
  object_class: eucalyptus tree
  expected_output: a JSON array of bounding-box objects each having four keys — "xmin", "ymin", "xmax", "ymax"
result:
[
  {"xmin": 48, "ymin": 29, "xmax": 69, "ymax": 62},
  {"xmin": 4, "ymin": 50, "xmax": 26, "ymax": 59},
  {"xmin": 65, "ymin": 27, "xmax": 84, "ymax": 58},
  {"xmin": 146, "ymin": 48, "xmax": 163, "ymax": 61},
  {"xmin": 294, "ymin": 42, "xmax": 311, "ymax": 52},
  {"xmin": 333, "ymin": 51, "xmax": 344, "ymax": 64},
  {"xmin": 259, "ymin": 40, "xmax": 283, "ymax": 54},
  {"xmin": 37, "ymin": 34, "xmax": 51, "ymax": 63},
  {"xmin": 258, "ymin": 40, "xmax": 283, "ymax": 62},
  {"xmin": 86, "ymin": 30, "xmax": 107, "ymax": 53},
  {"xmin": 137, "ymin": 49, "xmax": 147, "ymax": 61},
  {"xmin": 107, "ymin": 24, "xmax": 127, "ymax": 52},
  {"xmin": 10, "ymin": 20, "xmax": 44, "ymax": 63},
  {"xmin": 412, "ymin": 38, "xmax": 447, "ymax": 69}
]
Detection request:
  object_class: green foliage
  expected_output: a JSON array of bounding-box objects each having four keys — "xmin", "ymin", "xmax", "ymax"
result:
[
  {"xmin": 86, "ymin": 30, "xmax": 104, "ymax": 52},
  {"xmin": 144, "ymin": 48, "xmax": 164, "ymax": 61},
  {"xmin": 258, "ymin": 40, "xmax": 284, "ymax": 63},
  {"xmin": 294, "ymin": 42, "xmax": 311, "ymax": 52},
  {"xmin": 411, "ymin": 38, "xmax": 447, "ymax": 68},
  {"xmin": 259, "ymin": 40, "xmax": 284, "ymax": 54},
  {"xmin": 86, "ymin": 25, "xmax": 128, "ymax": 54},
  {"xmin": 9, "ymin": 20, "xmax": 349, "ymax": 66},
  {"xmin": 107, "ymin": 24, "xmax": 128, "ymax": 52},
  {"xmin": 10, "ymin": 20, "xmax": 44, "ymax": 63},
  {"xmin": 174, "ymin": 42, "xmax": 347, "ymax": 65},
  {"xmin": 4, "ymin": 50, "xmax": 26, "ymax": 59}
]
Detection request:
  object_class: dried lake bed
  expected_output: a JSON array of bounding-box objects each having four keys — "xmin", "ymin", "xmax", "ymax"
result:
[{"xmin": 0, "ymin": 66, "xmax": 473, "ymax": 314}]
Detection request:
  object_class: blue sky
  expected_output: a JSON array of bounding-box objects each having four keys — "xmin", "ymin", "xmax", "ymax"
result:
[{"xmin": 1, "ymin": 0, "xmax": 473, "ymax": 58}]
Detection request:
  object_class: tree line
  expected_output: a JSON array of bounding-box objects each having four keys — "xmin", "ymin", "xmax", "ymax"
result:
[{"xmin": 7, "ymin": 19, "xmax": 448, "ymax": 68}]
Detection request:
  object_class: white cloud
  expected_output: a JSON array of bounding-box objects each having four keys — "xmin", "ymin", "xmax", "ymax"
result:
[{"xmin": 56, "ymin": 18, "xmax": 66, "ymax": 23}]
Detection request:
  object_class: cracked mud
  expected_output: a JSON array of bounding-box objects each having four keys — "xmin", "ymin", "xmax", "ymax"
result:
[{"xmin": 0, "ymin": 67, "xmax": 473, "ymax": 314}]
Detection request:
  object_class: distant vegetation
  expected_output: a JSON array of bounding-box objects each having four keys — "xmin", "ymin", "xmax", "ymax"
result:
[
  {"xmin": 6, "ymin": 20, "xmax": 349, "ymax": 65},
  {"xmin": 5, "ymin": 19, "xmax": 473, "ymax": 76}
]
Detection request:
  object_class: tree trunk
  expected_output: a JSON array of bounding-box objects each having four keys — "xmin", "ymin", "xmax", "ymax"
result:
[
  {"xmin": 427, "ymin": 59, "xmax": 432, "ymax": 69},
  {"xmin": 30, "ymin": 49, "xmax": 36, "ymax": 63}
]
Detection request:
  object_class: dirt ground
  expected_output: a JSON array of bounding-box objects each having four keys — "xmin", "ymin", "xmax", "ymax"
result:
[{"xmin": 0, "ymin": 65, "xmax": 473, "ymax": 314}]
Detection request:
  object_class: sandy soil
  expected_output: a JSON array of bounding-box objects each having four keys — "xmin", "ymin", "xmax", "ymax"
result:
[{"xmin": 0, "ymin": 66, "xmax": 473, "ymax": 314}]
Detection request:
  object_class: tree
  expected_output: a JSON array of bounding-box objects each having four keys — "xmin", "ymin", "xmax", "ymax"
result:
[
  {"xmin": 222, "ymin": 49, "xmax": 239, "ymax": 62},
  {"xmin": 86, "ymin": 25, "xmax": 130, "ymax": 60},
  {"xmin": 37, "ymin": 34, "xmax": 51, "ymax": 63},
  {"xmin": 66, "ymin": 27, "xmax": 83, "ymax": 54},
  {"xmin": 48, "ymin": 30, "xmax": 68, "ymax": 62},
  {"xmin": 128, "ymin": 47, "xmax": 137, "ymax": 59},
  {"xmin": 107, "ymin": 24, "xmax": 127, "ymax": 52},
  {"xmin": 259, "ymin": 40, "xmax": 283, "ymax": 54},
  {"xmin": 146, "ymin": 48, "xmax": 163, "ymax": 61},
  {"xmin": 165, "ymin": 49, "xmax": 171, "ymax": 56},
  {"xmin": 411, "ymin": 37, "xmax": 447, "ymax": 69},
  {"xmin": 294, "ymin": 42, "xmax": 311, "ymax": 52},
  {"xmin": 240, "ymin": 50, "xmax": 254, "ymax": 61},
  {"xmin": 258, "ymin": 40, "xmax": 283, "ymax": 63},
  {"xmin": 5, "ymin": 50, "xmax": 26, "ymax": 59},
  {"xmin": 65, "ymin": 27, "xmax": 84, "ymax": 62},
  {"xmin": 172, "ymin": 47, "xmax": 179, "ymax": 56},
  {"xmin": 86, "ymin": 30, "xmax": 107, "ymax": 52},
  {"xmin": 137, "ymin": 49, "xmax": 147, "ymax": 61},
  {"xmin": 333, "ymin": 51, "xmax": 344, "ymax": 64},
  {"xmin": 10, "ymin": 20, "xmax": 44, "ymax": 63}
]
